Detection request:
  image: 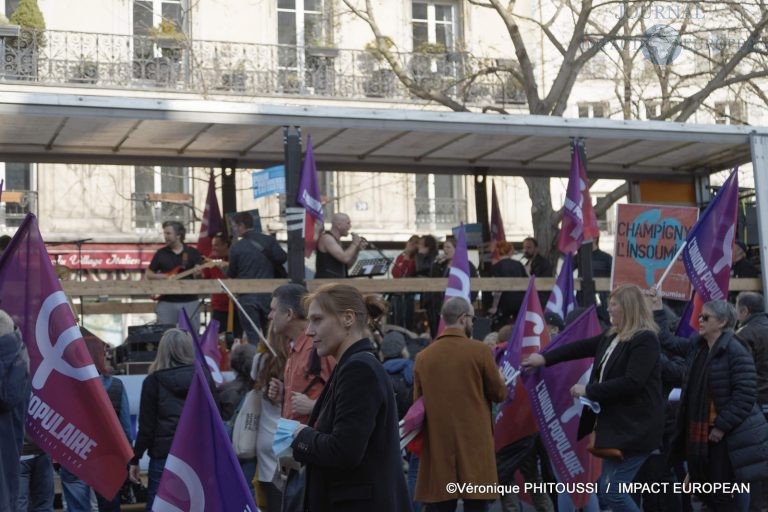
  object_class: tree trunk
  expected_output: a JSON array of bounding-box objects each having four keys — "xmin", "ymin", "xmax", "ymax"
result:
[{"xmin": 523, "ymin": 176, "xmax": 558, "ymax": 260}]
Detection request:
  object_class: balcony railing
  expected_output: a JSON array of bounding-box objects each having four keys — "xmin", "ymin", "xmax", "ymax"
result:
[
  {"xmin": 0, "ymin": 29, "xmax": 526, "ymax": 105},
  {"xmin": 415, "ymin": 197, "xmax": 467, "ymax": 227},
  {"xmin": 131, "ymin": 192, "xmax": 193, "ymax": 231}
]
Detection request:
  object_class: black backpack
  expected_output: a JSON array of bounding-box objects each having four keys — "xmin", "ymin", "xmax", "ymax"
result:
[{"xmin": 388, "ymin": 370, "xmax": 413, "ymax": 420}]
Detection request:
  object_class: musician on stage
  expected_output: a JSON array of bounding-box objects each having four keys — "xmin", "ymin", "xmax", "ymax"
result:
[
  {"xmin": 315, "ymin": 212, "xmax": 368, "ymax": 278},
  {"xmin": 145, "ymin": 220, "xmax": 203, "ymax": 331}
]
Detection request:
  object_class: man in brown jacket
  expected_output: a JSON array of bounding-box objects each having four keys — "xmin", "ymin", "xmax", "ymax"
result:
[{"xmin": 414, "ymin": 297, "xmax": 508, "ymax": 512}]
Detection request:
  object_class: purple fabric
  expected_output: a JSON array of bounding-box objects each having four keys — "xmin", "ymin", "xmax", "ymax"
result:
[
  {"xmin": 558, "ymin": 142, "xmax": 599, "ymax": 254},
  {"xmin": 545, "ymin": 253, "xmax": 577, "ymax": 321},
  {"xmin": 437, "ymin": 225, "xmax": 472, "ymax": 335},
  {"xmin": 297, "ymin": 136, "xmax": 324, "ymax": 222},
  {"xmin": 522, "ymin": 306, "xmax": 602, "ymax": 508},
  {"xmin": 153, "ymin": 317, "xmax": 258, "ymax": 511},
  {"xmin": 681, "ymin": 169, "xmax": 739, "ymax": 303},
  {"xmin": 0, "ymin": 214, "xmax": 133, "ymax": 499}
]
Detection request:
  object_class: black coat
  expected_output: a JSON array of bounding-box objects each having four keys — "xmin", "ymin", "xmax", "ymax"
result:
[
  {"xmin": 675, "ymin": 330, "xmax": 768, "ymax": 482},
  {"xmin": 133, "ymin": 364, "xmax": 197, "ymax": 462},
  {"xmin": 292, "ymin": 339, "xmax": 412, "ymax": 512},
  {"xmin": 736, "ymin": 312, "xmax": 768, "ymax": 406},
  {"xmin": 544, "ymin": 329, "xmax": 664, "ymax": 453}
]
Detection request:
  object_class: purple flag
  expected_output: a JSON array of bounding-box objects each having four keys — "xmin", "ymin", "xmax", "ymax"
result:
[
  {"xmin": 297, "ymin": 136, "xmax": 324, "ymax": 258},
  {"xmin": 545, "ymin": 253, "xmax": 577, "ymax": 322},
  {"xmin": 437, "ymin": 225, "xmax": 471, "ymax": 335},
  {"xmin": 153, "ymin": 359, "xmax": 258, "ymax": 511},
  {"xmin": 680, "ymin": 169, "xmax": 738, "ymax": 330},
  {"xmin": 494, "ymin": 278, "xmax": 549, "ymax": 450},
  {"xmin": 178, "ymin": 313, "xmax": 224, "ymax": 387},
  {"xmin": 522, "ymin": 306, "xmax": 602, "ymax": 508},
  {"xmin": 0, "ymin": 214, "xmax": 133, "ymax": 498},
  {"xmin": 558, "ymin": 141, "xmax": 599, "ymax": 254}
]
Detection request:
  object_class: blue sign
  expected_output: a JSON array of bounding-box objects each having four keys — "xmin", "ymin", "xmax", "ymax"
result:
[
  {"xmin": 452, "ymin": 223, "xmax": 483, "ymax": 248},
  {"xmin": 252, "ymin": 165, "xmax": 285, "ymax": 199}
]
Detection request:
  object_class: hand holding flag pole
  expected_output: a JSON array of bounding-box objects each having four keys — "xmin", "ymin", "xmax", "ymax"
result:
[
  {"xmin": 217, "ymin": 279, "xmax": 276, "ymax": 356},
  {"xmin": 654, "ymin": 241, "xmax": 687, "ymax": 290}
]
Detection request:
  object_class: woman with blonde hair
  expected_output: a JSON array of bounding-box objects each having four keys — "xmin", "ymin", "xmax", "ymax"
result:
[
  {"xmin": 129, "ymin": 328, "xmax": 197, "ymax": 510},
  {"xmin": 290, "ymin": 283, "xmax": 411, "ymax": 512},
  {"xmin": 523, "ymin": 284, "xmax": 664, "ymax": 512}
]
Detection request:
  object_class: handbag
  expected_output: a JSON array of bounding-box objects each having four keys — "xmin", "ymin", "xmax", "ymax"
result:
[{"xmin": 232, "ymin": 389, "xmax": 262, "ymax": 459}]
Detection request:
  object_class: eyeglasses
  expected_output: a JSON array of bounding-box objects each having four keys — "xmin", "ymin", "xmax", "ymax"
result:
[
  {"xmin": 462, "ymin": 313, "xmax": 477, "ymax": 321},
  {"xmin": 698, "ymin": 314, "xmax": 711, "ymax": 322}
]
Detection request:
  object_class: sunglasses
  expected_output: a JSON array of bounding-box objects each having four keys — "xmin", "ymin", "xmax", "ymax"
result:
[{"xmin": 698, "ymin": 314, "xmax": 711, "ymax": 322}]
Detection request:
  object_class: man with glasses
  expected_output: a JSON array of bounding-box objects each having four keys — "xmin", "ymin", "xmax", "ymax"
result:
[{"xmin": 413, "ymin": 297, "xmax": 507, "ymax": 512}]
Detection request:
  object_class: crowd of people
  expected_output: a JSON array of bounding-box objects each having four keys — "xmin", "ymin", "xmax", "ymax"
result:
[{"xmin": 4, "ymin": 213, "xmax": 768, "ymax": 512}]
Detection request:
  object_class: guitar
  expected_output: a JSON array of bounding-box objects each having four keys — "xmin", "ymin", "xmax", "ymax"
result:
[
  {"xmin": 150, "ymin": 259, "xmax": 228, "ymax": 300},
  {"xmin": 164, "ymin": 259, "xmax": 227, "ymax": 280}
]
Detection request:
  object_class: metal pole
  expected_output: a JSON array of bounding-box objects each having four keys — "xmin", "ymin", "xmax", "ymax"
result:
[
  {"xmin": 283, "ymin": 126, "xmax": 305, "ymax": 284},
  {"xmin": 220, "ymin": 159, "xmax": 237, "ymax": 237},
  {"xmin": 749, "ymin": 134, "xmax": 768, "ymax": 307}
]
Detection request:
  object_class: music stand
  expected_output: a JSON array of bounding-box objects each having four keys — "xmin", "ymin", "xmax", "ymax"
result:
[
  {"xmin": 348, "ymin": 256, "xmax": 392, "ymax": 278},
  {"xmin": 348, "ymin": 242, "xmax": 393, "ymax": 278}
]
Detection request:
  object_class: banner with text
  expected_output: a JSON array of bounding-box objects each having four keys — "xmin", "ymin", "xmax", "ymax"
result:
[{"xmin": 612, "ymin": 203, "xmax": 698, "ymax": 300}]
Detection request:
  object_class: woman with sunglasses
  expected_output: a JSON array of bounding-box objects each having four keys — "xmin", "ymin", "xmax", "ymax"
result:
[
  {"xmin": 289, "ymin": 283, "xmax": 411, "ymax": 512},
  {"xmin": 522, "ymin": 284, "xmax": 664, "ymax": 511},
  {"xmin": 673, "ymin": 300, "xmax": 768, "ymax": 511}
]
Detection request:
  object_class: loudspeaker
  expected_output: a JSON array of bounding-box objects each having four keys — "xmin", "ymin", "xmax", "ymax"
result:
[{"xmin": 472, "ymin": 316, "xmax": 492, "ymax": 342}]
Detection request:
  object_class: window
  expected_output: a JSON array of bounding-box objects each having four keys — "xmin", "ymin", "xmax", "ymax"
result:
[
  {"xmin": 4, "ymin": 0, "xmax": 19, "ymax": 17},
  {"xmin": 714, "ymin": 101, "xmax": 747, "ymax": 125},
  {"xmin": 411, "ymin": 1, "xmax": 459, "ymax": 84},
  {"xmin": 645, "ymin": 100, "xmax": 681, "ymax": 120},
  {"xmin": 0, "ymin": 162, "xmax": 35, "ymax": 227},
  {"xmin": 133, "ymin": 166, "xmax": 192, "ymax": 230},
  {"xmin": 132, "ymin": 0, "xmax": 184, "ymax": 81},
  {"xmin": 415, "ymin": 174, "xmax": 465, "ymax": 228},
  {"xmin": 412, "ymin": 1, "xmax": 456, "ymax": 52},
  {"xmin": 578, "ymin": 102, "xmax": 610, "ymax": 118},
  {"xmin": 277, "ymin": 0, "xmax": 334, "ymax": 94}
]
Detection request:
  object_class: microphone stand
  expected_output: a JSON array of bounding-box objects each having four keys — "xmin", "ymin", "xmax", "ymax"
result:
[{"xmin": 69, "ymin": 238, "xmax": 92, "ymax": 323}]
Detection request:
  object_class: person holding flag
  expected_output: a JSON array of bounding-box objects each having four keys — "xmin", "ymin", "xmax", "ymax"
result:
[
  {"xmin": 672, "ymin": 300, "xmax": 768, "ymax": 510},
  {"xmin": 523, "ymin": 284, "xmax": 664, "ymax": 512}
]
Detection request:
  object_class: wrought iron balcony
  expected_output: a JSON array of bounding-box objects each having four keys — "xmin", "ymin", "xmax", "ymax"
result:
[
  {"xmin": 415, "ymin": 197, "xmax": 467, "ymax": 228},
  {"xmin": 0, "ymin": 28, "xmax": 526, "ymax": 105},
  {"xmin": 131, "ymin": 192, "xmax": 194, "ymax": 231}
]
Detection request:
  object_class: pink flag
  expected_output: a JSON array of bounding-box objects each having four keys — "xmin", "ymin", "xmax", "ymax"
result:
[
  {"xmin": 558, "ymin": 140, "xmax": 599, "ymax": 254},
  {"xmin": 297, "ymin": 136, "xmax": 324, "ymax": 258},
  {"xmin": 495, "ymin": 277, "xmax": 550, "ymax": 450},
  {"xmin": 522, "ymin": 307, "xmax": 602, "ymax": 507},
  {"xmin": 490, "ymin": 181, "xmax": 506, "ymax": 263},
  {"xmin": 198, "ymin": 170, "xmax": 223, "ymax": 257},
  {"xmin": 437, "ymin": 225, "xmax": 472, "ymax": 335},
  {"xmin": 0, "ymin": 214, "xmax": 132, "ymax": 498}
]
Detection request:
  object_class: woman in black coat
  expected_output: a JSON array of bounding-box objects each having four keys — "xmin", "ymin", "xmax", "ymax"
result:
[
  {"xmin": 674, "ymin": 299, "xmax": 768, "ymax": 511},
  {"xmin": 129, "ymin": 329, "xmax": 196, "ymax": 510},
  {"xmin": 523, "ymin": 284, "xmax": 664, "ymax": 512},
  {"xmin": 291, "ymin": 283, "xmax": 412, "ymax": 512}
]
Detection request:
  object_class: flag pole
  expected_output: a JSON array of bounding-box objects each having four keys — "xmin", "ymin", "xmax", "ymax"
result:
[
  {"xmin": 655, "ymin": 241, "xmax": 687, "ymax": 289},
  {"xmin": 217, "ymin": 279, "xmax": 276, "ymax": 357}
]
